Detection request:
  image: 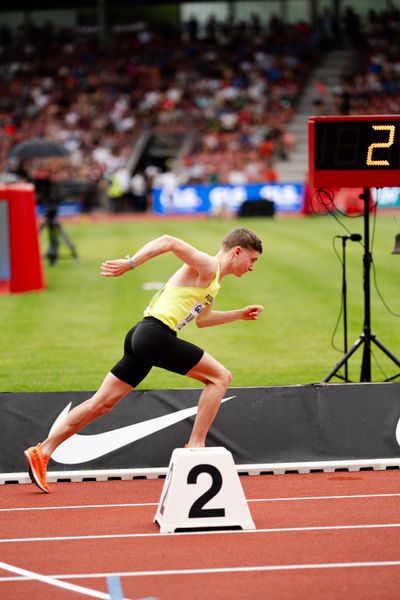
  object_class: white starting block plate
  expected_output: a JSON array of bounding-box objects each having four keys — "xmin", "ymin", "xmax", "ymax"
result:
[{"xmin": 154, "ymin": 447, "xmax": 255, "ymax": 533}]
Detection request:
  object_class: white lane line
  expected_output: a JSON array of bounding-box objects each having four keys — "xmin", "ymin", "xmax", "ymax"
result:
[
  {"xmin": 0, "ymin": 502, "xmax": 157, "ymax": 512},
  {"xmin": 0, "ymin": 560, "xmax": 131, "ymax": 599},
  {"xmin": 58, "ymin": 559, "xmax": 400, "ymax": 577},
  {"xmin": 249, "ymin": 493, "xmax": 400, "ymax": 502},
  {"xmin": 1, "ymin": 522, "xmax": 400, "ymax": 544},
  {"xmin": 2, "ymin": 492, "xmax": 400, "ymax": 513},
  {"xmin": 1, "ymin": 560, "xmax": 400, "ymax": 583}
]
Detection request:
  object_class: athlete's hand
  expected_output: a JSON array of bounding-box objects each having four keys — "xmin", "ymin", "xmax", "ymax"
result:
[
  {"xmin": 240, "ymin": 305, "xmax": 264, "ymax": 320},
  {"xmin": 100, "ymin": 259, "xmax": 132, "ymax": 277}
]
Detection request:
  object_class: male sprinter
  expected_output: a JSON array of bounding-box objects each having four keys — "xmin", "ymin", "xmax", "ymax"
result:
[{"xmin": 24, "ymin": 227, "xmax": 263, "ymax": 492}]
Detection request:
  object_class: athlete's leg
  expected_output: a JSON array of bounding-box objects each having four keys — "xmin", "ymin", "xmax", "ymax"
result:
[
  {"xmin": 41, "ymin": 372, "xmax": 133, "ymax": 457},
  {"xmin": 185, "ymin": 352, "xmax": 232, "ymax": 447}
]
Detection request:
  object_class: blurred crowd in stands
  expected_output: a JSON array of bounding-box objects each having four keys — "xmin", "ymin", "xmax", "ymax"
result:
[
  {"xmin": 332, "ymin": 7, "xmax": 400, "ymax": 116},
  {"xmin": 0, "ymin": 5, "xmax": 399, "ymax": 212}
]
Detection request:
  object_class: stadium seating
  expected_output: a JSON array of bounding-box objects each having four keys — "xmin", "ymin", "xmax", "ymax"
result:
[{"xmin": 1, "ymin": 6, "xmax": 397, "ymax": 210}]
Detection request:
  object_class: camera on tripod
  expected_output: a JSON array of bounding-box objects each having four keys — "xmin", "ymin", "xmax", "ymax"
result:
[{"xmin": 35, "ymin": 178, "xmax": 78, "ymax": 266}]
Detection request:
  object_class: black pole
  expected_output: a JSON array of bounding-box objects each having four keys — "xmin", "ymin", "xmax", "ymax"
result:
[
  {"xmin": 360, "ymin": 187, "xmax": 372, "ymax": 381},
  {"xmin": 341, "ymin": 237, "xmax": 349, "ymax": 381}
]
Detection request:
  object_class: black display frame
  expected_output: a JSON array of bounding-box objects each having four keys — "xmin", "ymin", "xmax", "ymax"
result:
[{"xmin": 309, "ymin": 115, "xmax": 400, "ymax": 188}]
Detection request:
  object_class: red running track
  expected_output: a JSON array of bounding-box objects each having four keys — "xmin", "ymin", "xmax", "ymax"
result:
[{"xmin": 1, "ymin": 470, "xmax": 400, "ymax": 600}]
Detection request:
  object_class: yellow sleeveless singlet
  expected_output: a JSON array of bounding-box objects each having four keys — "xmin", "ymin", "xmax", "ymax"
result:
[{"xmin": 144, "ymin": 264, "xmax": 220, "ymax": 332}]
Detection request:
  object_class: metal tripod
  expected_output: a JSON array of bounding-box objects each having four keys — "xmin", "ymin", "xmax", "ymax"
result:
[
  {"xmin": 40, "ymin": 203, "xmax": 79, "ymax": 265},
  {"xmin": 323, "ymin": 188, "xmax": 400, "ymax": 383}
]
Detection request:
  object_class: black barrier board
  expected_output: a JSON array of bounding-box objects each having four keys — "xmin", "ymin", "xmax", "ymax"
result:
[{"xmin": 1, "ymin": 383, "xmax": 399, "ymax": 473}]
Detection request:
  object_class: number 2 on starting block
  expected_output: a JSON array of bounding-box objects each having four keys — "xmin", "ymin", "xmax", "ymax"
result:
[{"xmin": 154, "ymin": 447, "xmax": 255, "ymax": 533}]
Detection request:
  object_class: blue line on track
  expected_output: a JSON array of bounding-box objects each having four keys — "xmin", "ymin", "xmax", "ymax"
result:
[{"xmin": 106, "ymin": 575, "xmax": 124, "ymax": 599}]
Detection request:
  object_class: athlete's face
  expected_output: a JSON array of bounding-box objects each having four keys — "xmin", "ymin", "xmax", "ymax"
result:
[{"xmin": 231, "ymin": 247, "xmax": 260, "ymax": 277}]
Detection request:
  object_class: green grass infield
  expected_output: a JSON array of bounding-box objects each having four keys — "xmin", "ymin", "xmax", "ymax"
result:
[{"xmin": 1, "ymin": 213, "xmax": 399, "ymax": 392}]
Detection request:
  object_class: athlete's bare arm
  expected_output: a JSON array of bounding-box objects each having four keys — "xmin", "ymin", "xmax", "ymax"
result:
[
  {"xmin": 100, "ymin": 235, "xmax": 216, "ymax": 281},
  {"xmin": 196, "ymin": 302, "xmax": 264, "ymax": 328}
]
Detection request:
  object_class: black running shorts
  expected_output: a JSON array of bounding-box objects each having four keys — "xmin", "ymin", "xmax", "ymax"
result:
[{"xmin": 110, "ymin": 316, "xmax": 204, "ymax": 387}]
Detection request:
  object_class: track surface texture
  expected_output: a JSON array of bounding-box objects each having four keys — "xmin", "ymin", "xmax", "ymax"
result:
[{"xmin": 1, "ymin": 470, "xmax": 400, "ymax": 599}]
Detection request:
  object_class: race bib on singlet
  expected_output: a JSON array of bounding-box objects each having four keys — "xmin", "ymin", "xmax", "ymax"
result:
[
  {"xmin": 176, "ymin": 302, "xmax": 205, "ymax": 331},
  {"xmin": 176, "ymin": 293, "xmax": 214, "ymax": 331}
]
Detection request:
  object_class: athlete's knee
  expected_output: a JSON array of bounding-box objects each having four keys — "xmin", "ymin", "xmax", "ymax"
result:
[{"xmin": 216, "ymin": 366, "xmax": 232, "ymax": 389}]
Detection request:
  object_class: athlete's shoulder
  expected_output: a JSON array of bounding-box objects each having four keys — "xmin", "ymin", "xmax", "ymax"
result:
[{"xmin": 196, "ymin": 253, "xmax": 219, "ymax": 279}]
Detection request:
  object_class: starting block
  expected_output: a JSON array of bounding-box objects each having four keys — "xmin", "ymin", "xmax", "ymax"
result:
[{"xmin": 154, "ymin": 447, "xmax": 255, "ymax": 533}]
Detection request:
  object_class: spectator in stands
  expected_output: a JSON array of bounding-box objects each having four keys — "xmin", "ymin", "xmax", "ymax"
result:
[
  {"xmin": 130, "ymin": 170, "xmax": 148, "ymax": 212},
  {"xmin": 107, "ymin": 166, "xmax": 131, "ymax": 213}
]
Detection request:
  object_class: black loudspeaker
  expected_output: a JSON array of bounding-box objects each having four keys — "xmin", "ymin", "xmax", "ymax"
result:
[{"xmin": 238, "ymin": 199, "xmax": 275, "ymax": 217}]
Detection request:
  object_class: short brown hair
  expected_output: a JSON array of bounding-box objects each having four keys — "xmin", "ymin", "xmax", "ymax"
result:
[{"xmin": 221, "ymin": 228, "xmax": 263, "ymax": 253}]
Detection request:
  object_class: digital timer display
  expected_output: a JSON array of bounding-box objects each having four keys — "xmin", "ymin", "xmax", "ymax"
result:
[{"xmin": 309, "ymin": 115, "xmax": 400, "ymax": 188}]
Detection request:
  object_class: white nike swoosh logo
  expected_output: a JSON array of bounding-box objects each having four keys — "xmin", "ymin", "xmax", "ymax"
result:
[
  {"xmin": 396, "ymin": 418, "xmax": 400, "ymax": 448},
  {"xmin": 50, "ymin": 396, "xmax": 237, "ymax": 464}
]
